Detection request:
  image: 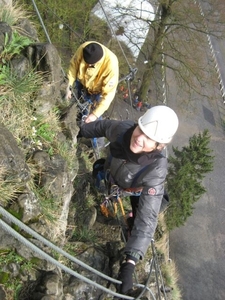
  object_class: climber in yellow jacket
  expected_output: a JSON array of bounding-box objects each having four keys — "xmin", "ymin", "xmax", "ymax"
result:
[{"xmin": 65, "ymin": 41, "xmax": 119, "ymax": 123}]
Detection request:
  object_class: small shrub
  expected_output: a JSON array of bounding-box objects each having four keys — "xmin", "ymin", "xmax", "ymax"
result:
[
  {"xmin": 72, "ymin": 227, "xmax": 96, "ymax": 243},
  {"xmin": 165, "ymin": 129, "xmax": 214, "ymax": 230},
  {"xmin": 0, "ymin": 31, "xmax": 33, "ymax": 64}
]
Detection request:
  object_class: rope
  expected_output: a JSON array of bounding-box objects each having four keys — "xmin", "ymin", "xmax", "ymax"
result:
[
  {"xmin": 30, "ymin": 0, "xmax": 66, "ymax": 78},
  {"xmin": 161, "ymin": 41, "xmax": 167, "ymax": 105},
  {"xmin": 125, "ymin": 76, "xmax": 135, "ymax": 120},
  {"xmin": 0, "ymin": 206, "xmax": 157, "ymax": 299},
  {"xmin": 98, "ymin": 0, "xmax": 138, "ymax": 121},
  {"xmin": 31, "ymin": 0, "xmax": 52, "ymax": 44},
  {"xmin": 106, "ymin": 67, "xmax": 138, "ymax": 120},
  {"xmin": 98, "ymin": 0, "xmax": 133, "ymax": 70},
  {"xmin": 34, "ymin": 0, "xmax": 85, "ymax": 43}
]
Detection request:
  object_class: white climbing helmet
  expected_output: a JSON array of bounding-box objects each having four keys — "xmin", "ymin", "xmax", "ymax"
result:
[{"xmin": 138, "ymin": 105, "xmax": 179, "ymax": 143}]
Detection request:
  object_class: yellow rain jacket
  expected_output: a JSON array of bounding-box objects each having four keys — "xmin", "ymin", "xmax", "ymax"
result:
[{"xmin": 67, "ymin": 41, "xmax": 119, "ymax": 118}]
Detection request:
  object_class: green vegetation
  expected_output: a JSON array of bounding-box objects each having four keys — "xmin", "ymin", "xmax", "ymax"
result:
[
  {"xmin": 34, "ymin": 187, "xmax": 59, "ymax": 222},
  {"xmin": 0, "ymin": 4, "xmax": 77, "ymax": 221},
  {"xmin": 0, "ymin": 65, "xmax": 43, "ymax": 141},
  {"xmin": 0, "ymin": 31, "xmax": 32, "ymax": 64},
  {"xmin": 35, "ymin": 123, "xmax": 55, "ymax": 143},
  {"xmin": 165, "ymin": 129, "xmax": 214, "ymax": 230},
  {"xmin": 0, "ymin": 249, "xmax": 35, "ymax": 297},
  {"xmin": 72, "ymin": 227, "xmax": 97, "ymax": 243},
  {"xmin": 0, "ymin": 64, "xmax": 42, "ymax": 95},
  {"xmin": 222, "ymin": 118, "xmax": 225, "ymax": 131}
]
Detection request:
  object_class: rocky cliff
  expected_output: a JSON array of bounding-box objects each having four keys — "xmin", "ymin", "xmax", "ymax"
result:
[{"xmin": 0, "ymin": 2, "xmax": 125, "ymax": 299}]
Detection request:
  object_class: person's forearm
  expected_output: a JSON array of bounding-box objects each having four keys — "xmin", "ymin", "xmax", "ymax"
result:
[
  {"xmin": 80, "ymin": 119, "xmax": 106, "ymax": 138},
  {"xmin": 92, "ymin": 91, "xmax": 116, "ymax": 118},
  {"xmin": 80, "ymin": 119, "xmax": 118, "ymax": 141}
]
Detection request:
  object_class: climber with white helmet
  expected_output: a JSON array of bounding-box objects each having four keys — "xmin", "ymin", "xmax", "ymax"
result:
[{"xmin": 79, "ymin": 105, "xmax": 179, "ymax": 298}]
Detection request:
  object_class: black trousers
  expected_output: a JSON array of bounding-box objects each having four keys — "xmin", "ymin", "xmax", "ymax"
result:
[{"xmin": 130, "ymin": 196, "xmax": 139, "ymax": 218}]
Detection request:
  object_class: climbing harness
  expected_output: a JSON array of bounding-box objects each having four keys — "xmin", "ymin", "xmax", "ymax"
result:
[
  {"xmin": 68, "ymin": 85, "xmax": 102, "ymax": 159},
  {"xmin": 100, "ymin": 184, "xmax": 127, "ymax": 223},
  {"xmin": 69, "ymin": 87, "xmax": 91, "ymax": 118}
]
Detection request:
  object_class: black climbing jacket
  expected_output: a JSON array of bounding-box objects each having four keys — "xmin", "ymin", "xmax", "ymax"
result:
[{"xmin": 80, "ymin": 119, "xmax": 168, "ymax": 260}]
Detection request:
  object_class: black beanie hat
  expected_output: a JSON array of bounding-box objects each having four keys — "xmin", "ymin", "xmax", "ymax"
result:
[{"xmin": 83, "ymin": 42, "xmax": 103, "ymax": 64}]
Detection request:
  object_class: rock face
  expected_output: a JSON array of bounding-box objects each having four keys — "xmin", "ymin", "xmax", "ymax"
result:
[
  {"xmin": 0, "ymin": 21, "xmax": 12, "ymax": 52},
  {"xmin": 0, "ymin": 5, "xmax": 90, "ymax": 299},
  {"xmin": 0, "ymin": 12, "xmax": 78, "ymax": 239},
  {"xmin": 0, "ymin": 124, "xmax": 30, "ymax": 183},
  {"xmin": 0, "ymin": 4, "xmax": 126, "ymax": 300},
  {"xmin": 24, "ymin": 43, "xmax": 63, "ymax": 115}
]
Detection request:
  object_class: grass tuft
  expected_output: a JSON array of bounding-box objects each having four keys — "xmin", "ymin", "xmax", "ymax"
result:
[
  {"xmin": 0, "ymin": 166, "xmax": 24, "ymax": 206},
  {"xmin": 0, "ymin": 1, "xmax": 30, "ymax": 28}
]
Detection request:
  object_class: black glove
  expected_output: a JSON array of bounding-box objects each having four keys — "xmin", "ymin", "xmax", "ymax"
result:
[{"xmin": 117, "ymin": 262, "xmax": 135, "ymax": 295}]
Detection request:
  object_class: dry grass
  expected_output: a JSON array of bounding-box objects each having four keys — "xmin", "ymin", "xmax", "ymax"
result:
[
  {"xmin": 0, "ymin": 166, "xmax": 22, "ymax": 206},
  {"xmin": 0, "ymin": 68, "xmax": 43, "ymax": 140},
  {"xmin": 154, "ymin": 213, "xmax": 182, "ymax": 300},
  {"xmin": 0, "ymin": 1, "xmax": 30, "ymax": 29},
  {"xmin": 161, "ymin": 260, "xmax": 183, "ymax": 300},
  {"xmin": 155, "ymin": 213, "xmax": 170, "ymax": 259}
]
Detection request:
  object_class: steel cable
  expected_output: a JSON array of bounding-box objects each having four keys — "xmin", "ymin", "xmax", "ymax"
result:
[
  {"xmin": 0, "ymin": 206, "xmax": 156, "ymax": 299},
  {"xmin": 98, "ymin": 0, "xmax": 133, "ymax": 70},
  {"xmin": 0, "ymin": 205, "xmax": 119, "ymax": 284},
  {"xmin": 0, "ymin": 217, "xmax": 136, "ymax": 299}
]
